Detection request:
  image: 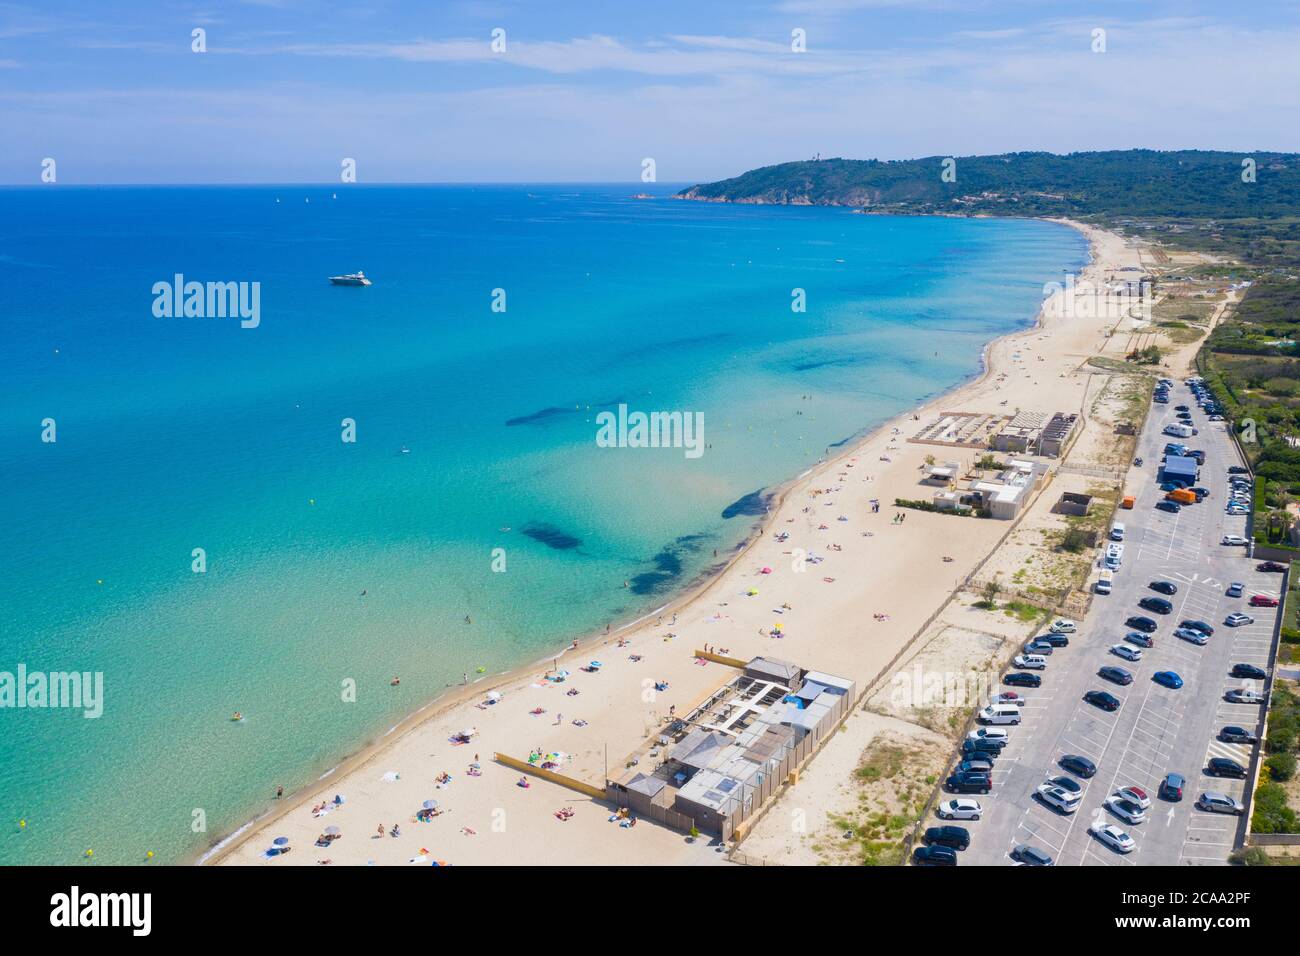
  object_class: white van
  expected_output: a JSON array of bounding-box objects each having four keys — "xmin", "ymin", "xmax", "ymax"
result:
[
  {"xmin": 1164, "ymin": 423, "xmax": 1195, "ymax": 438},
  {"xmin": 979, "ymin": 704, "xmax": 1023, "ymax": 726},
  {"xmin": 1095, "ymin": 570, "xmax": 1113, "ymax": 595},
  {"xmin": 1110, "ymin": 522, "xmax": 1125, "ymax": 542}
]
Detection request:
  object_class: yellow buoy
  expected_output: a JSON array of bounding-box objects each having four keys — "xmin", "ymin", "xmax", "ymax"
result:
[
  {"xmin": 146, "ymin": 851, "xmax": 154, "ymax": 859},
  {"xmin": 85, "ymin": 849, "xmax": 93, "ymax": 858},
  {"xmin": 18, "ymin": 820, "xmax": 25, "ymax": 829}
]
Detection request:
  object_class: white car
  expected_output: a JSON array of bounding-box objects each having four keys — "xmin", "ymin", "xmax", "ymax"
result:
[
  {"xmin": 1117, "ymin": 786, "xmax": 1152, "ymax": 810},
  {"xmin": 1221, "ymin": 535, "xmax": 1248, "ymax": 546},
  {"xmin": 1089, "ymin": 822, "xmax": 1136, "ymax": 853},
  {"xmin": 938, "ymin": 798, "xmax": 982, "ymax": 821},
  {"xmin": 1050, "ymin": 619, "xmax": 1077, "ymax": 634},
  {"xmin": 1197, "ymin": 792, "xmax": 1245, "ymax": 815},
  {"xmin": 1225, "ymin": 688, "xmax": 1265, "ymax": 704},
  {"xmin": 967, "ymin": 727, "xmax": 1010, "ymax": 743},
  {"xmin": 990, "ymin": 693, "xmax": 1026, "ymax": 707},
  {"xmin": 1111, "ymin": 644, "xmax": 1143, "ymax": 662},
  {"xmin": 1036, "ymin": 784, "xmax": 1081, "ymax": 814},
  {"xmin": 1225, "ymin": 613, "xmax": 1255, "ymax": 627},
  {"xmin": 1013, "ymin": 655, "xmax": 1047, "ymax": 670},
  {"xmin": 1105, "ymin": 794, "xmax": 1148, "ymax": 825}
]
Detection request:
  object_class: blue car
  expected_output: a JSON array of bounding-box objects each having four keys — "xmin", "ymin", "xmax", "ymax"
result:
[
  {"xmin": 1153, "ymin": 671, "xmax": 1184, "ymax": 689},
  {"xmin": 1156, "ymin": 500, "xmax": 1181, "ymax": 514}
]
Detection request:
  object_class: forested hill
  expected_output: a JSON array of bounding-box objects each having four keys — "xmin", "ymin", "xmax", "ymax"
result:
[{"xmin": 676, "ymin": 150, "xmax": 1300, "ymax": 219}]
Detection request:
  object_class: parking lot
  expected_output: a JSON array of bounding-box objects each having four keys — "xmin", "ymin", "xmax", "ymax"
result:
[{"xmin": 948, "ymin": 378, "xmax": 1281, "ymax": 866}]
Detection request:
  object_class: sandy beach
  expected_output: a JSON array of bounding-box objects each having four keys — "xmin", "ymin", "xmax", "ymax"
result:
[{"xmin": 213, "ymin": 219, "xmax": 1145, "ymax": 867}]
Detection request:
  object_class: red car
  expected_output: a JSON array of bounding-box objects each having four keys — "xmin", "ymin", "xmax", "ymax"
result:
[{"xmin": 1250, "ymin": 594, "xmax": 1280, "ymax": 608}]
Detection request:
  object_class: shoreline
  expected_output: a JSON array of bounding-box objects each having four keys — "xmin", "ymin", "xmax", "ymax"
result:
[{"xmin": 206, "ymin": 214, "xmax": 1103, "ymax": 867}]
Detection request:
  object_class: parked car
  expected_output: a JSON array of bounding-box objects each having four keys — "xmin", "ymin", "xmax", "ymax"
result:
[
  {"xmin": 1023, "ymin": 640, "xmax": 1055, "ymax": 655},
  {"xmin": 1010, "ymin": 844, "xmax": 1054, "ymax": 866},
  {"xmin": 1099, "ymin": 666, "xmax": 1134, "ymax": 686},
  {"xmin": 1197, "ymin": 792, "xmax": 1245, "ymax": 816},
  {"xmin": 963, "ymin": 738, "xmax": 1004, "ymax": 757},
  {"xmin": 1156, "ymin": 500, "xmax": 1182, "ymax": 514},
  {"xmin": 1153, "ymin": 671, "xmax": 1184, "ymax": 689},
  {"xmin": 1149, "ymin": 580, "xmax": 1178, "ymax": 595},
  {"xmin": 1224, "ymin": 612, "xmax": 1255, "ymax": 627},
  {"xmin": 1159, "ymin": 773, "xmax": 1185, "ymax": 801},
  {"xmin": 1221, "ymin": 535, "xmax": 1248, "ymax": 546},
  {"xmin": 922, "ymin": 825, "xmax": 970, "ymax": 850},
  {"xmin": 957, "ymin": 757, "xmax": 994, "ymax": 776},
  {"xmin": 1040, "ymin": 633, "xmax": 1070, "ymax": 648},
  {"xmin": 1206, "ymin": 757, "xmax": 1248, "ymax": 779},
  {"xmin": 1105, "ymin": 795, "xmax": 1147, "ymax": 825},
  {"xmin": 967, "ymin": 728, "xmax": 1009, "ymax": 744},
  {"xmin": 938, "ymin": 798, "xmax": 982, "ymax": 820},
  {"xmin": 1258, "ymin": 561, "xmax": 1288, "ymax": 572},
  {"xmin": 1036, "ymin": 784, "xmax": 1081, "ymax": 814},
  {"xmin": 1249, "ymin": 595, "xmax": 1279, "ymax": 608},
  {"xmin": 1228, "ymin": 465, "xmax": 1250, "ymax": 474},
  {"xmin": 1124, "ymin": 631, "xmax": 1155, "ymax": 648},
  {"xmin": 1111, "ymin": 643, "xmax": 1143, "ymax": 662},
  {"xmin": 1117, "ymin": 786, "xmax": 1151, "ymax": 810},
  {"xmin": 1089, "ymin": 823, "xmax": 1136, "ymax": 854},
  {"xmin": 1226, "ymin": 582, "xmax": 1245, "ymax": 598},
  {"xmin": 1174, "ymin": 627, "xmax": 1209, "ymax": 646},
  {"xmin": 1140, "ymin": 597, "xmax": 1173, "ymax": 615},
  {"xmin": 1013, "ymin": 654, "xmax": 1047, "ymax": 670},
  {"xmin": 1049, "ymin": 619, "xmax": 1077, "ymax": 634},
  {"xmin": 1048, "ymin": 775, "xmax": 1083, "ymax": 796},
  {"xmin": 1219, "ymin": 725, "xmax": 1259, "ymax": 744},
  {"xmin": 989, "ymin": 693, "xmax": 1024, "ymax": 708},
  {"xmin": 1232, "ymin": 663, "xmax": 1268, "ymax": 680},
  {"xmin": 1004, "ymin": 671, "xmax": 1041, "ymax": 688},
  {"xmin": 1060, "ymin": 754, "xmax": 1097, "ymax": 778},
  {"xmin": 1126, "ymin": 616, "xmax": 1158, "ymax": 633},
  {"xmin": 913, "ymin": 845, "xmax": 958, "ymax": 866},
  {"xmin": 1182, "ymin": 620, "xmax": 1215, "ymax": 636},
  {"xmin": 1225, "ymin": 688, "xmax": 1265, "ymax": 704},
  {"xmin": 1084, "ymin": 690, "xmax": 1122, "ymax": 712}
]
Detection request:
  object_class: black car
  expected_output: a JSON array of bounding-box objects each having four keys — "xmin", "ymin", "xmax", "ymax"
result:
[
  {"xmin": 1060, "ymin": 754, "xmax": 1097, "ymax": 778},
  {"xmin": 1175, "ymin": 405, "xmax": 1189, "ymax": 411},
  {"xmin": 1139, "ymin": 597, "xmax": 1173, "ymax": 615},
  {"xmin": 1206, "ymin": 758, "xmax": 1248, "ymax": 779},
  {"xmin": 1048, "ymin": 775, "xmax": 1084, "ymax": 795},
  {"xmin": 1219, "ymin": 726, "xmax": 1259, "ymax": 744},
  {"xmin": 1228, "ymin": 465, "xmax": 1250, "ymax": 474},
  {"xmin": 1231, "ymin": 663, "xmax": 1267, "ymax": 680},
  {"xmin": 1098, "ymin": 666, "xmax": 1134, "ymax": 686},
  {"xmin": 1160, "ymin": 772, "xmax": 1185, "ymax": 801},
  {"xmin": 1258, "ymin": 561, "xmax": 1287, "ymax": 573},
  {"xmin": 1126, "ymin": 616, "xmax": 1158, "ymax": 633},
  {"xmin": 946, "ymin": 771, "xmax": 992, "ymax": 794},
  {"xmin": 1004, "ymin": 672, "xmax": 1041, "ymax": 688},
  {"xmin": 1041, "ymin": 633, "xmax": 1070, "ymax": 648},
  {"xmin": 962, "ymin": 738, "xmax": 1004, "ymax": 756},
  {"xmin": 913, "ymin": 845, "xmax": 958, "ymax": 866},
  {"xmin": 1190, "ymin": 487, "xmax": 1210, "ymax": 500},
  {"xmin": 1149, "ymin": 581, "xmax": 1178, "ymax": 595},
  {"xmin": 1010, "ymin": 844, "xmax": 1054, "ymax": 866},
  {"xmin": 1155, "ymin": 501, "xmax": 1181, "ymax": 514},
  {"xmin": 1181, "ymin": 620, "xmax": 1215, "ymax": 636},
  {"xmin": 922, "ymin": 825, "xmax": 970, "ymax": 851},
  {"xmin": 1084, "ymin": 690, "xmax": 1122, "ymax": 712}
]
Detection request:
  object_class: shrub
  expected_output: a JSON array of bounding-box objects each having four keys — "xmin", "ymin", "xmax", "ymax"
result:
[
  {"xmin": 1251, "ymin": 782, "xmax": 1299, "ymax": 834},
  {"xmin": 1266, "ymin": 752, "xmax": 1297, "ymax": 782}
]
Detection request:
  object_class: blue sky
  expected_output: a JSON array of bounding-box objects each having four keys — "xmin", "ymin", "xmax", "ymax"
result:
[{"xmin": 2, "ymin": 0, "xmax": 1297, "ymax": 183}]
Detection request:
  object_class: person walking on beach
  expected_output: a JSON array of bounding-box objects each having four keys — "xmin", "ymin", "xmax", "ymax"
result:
[{"xmin": 377, "ymin": 823, "xmax": 385, "ymax": 838}]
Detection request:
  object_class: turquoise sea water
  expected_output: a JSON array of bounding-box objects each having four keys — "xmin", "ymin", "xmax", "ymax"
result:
[{"xmin": 0, "ymin": 185, "xmax": 1086, "ymax": 864}]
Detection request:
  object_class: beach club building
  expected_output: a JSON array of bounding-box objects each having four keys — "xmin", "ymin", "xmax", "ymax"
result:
[{"xmin": 606, "ymin": 656, "xmax": 856, "ymax": 840}]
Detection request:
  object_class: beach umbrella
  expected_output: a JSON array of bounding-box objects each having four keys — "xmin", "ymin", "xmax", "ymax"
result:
[
  {"xmin": 272, "ymin": 836, "xmax": 289, "ymax": 846},
  {"xmin": 761, "ymin": 567, "xmax": 773, "ymax": 574},
  {"xmin": 324, "ymin": 826, "xmax": 340, "ymax": 835},
  {"xmin": 422, "ymin": 799, "xmax": 439, "ymax": 810},
  {"xmin": 487, "ymin": 691, "xmax": 502, "ymax": 701},
  {"xmin": 459, "ymin": 728, "xmax": 476, "ymax": 738}
]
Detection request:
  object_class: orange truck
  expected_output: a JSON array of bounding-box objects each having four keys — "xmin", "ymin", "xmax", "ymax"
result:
[
  {"xmin": 1121, "ymin": 495, "xmax": 1136, "ymax": 509},
  {"xmin": 1166, "ymin": 488, "xmax": 1197, "ymax": 505}
]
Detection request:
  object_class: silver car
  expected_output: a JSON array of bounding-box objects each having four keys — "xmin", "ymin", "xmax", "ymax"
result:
[{"xmin": 1197, "ymin": 792, "xmax": 1245, "ymax": 815}]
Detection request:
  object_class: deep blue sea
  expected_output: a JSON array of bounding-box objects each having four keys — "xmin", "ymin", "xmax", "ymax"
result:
[{"xmin": 0, "ymin": 184, "xmax": 1087, "ymax": 864}]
